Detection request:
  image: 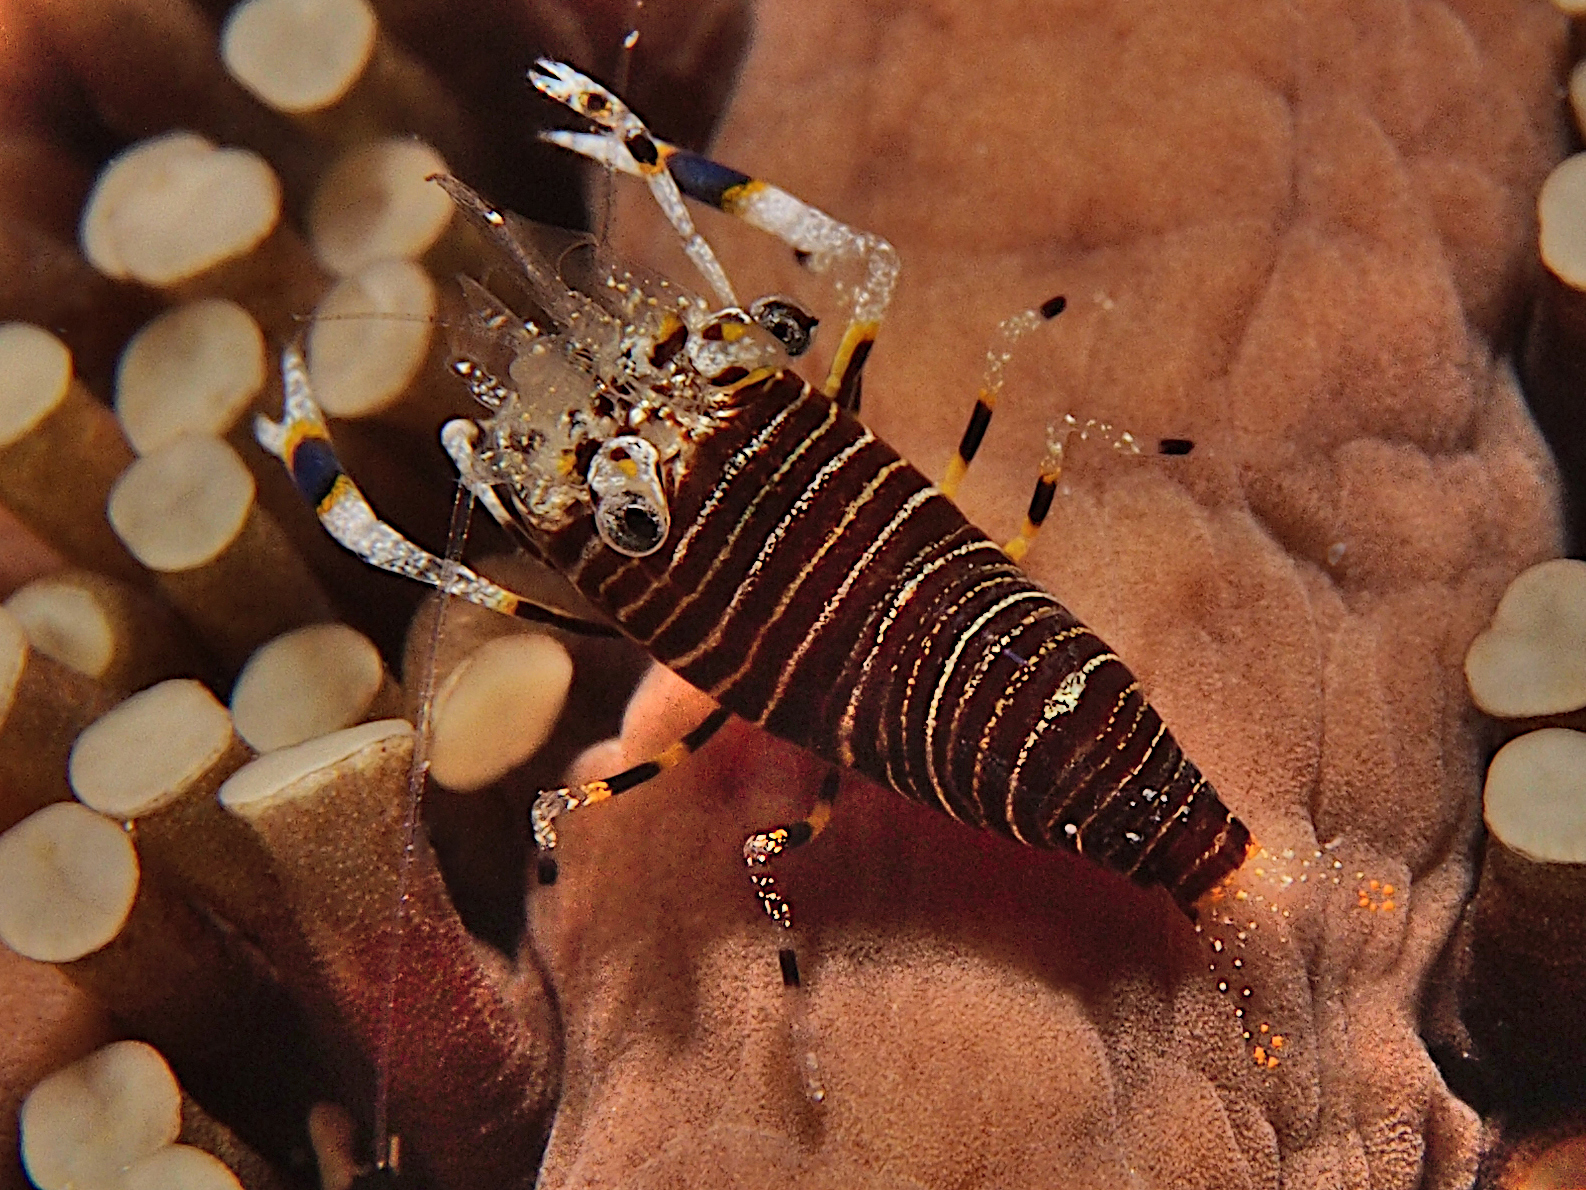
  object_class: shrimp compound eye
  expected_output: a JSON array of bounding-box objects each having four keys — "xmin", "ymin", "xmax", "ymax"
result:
[
  {"xmin": 588, "ymin": 436, "xmax": 670, "ymax": 556},
  {"xmin": 600, "ymin": 496, "xmax": 667, "ymax": 555},
  {"xmin": 750, "ymin": 297, "xmax": 819, "ymax": 357}
]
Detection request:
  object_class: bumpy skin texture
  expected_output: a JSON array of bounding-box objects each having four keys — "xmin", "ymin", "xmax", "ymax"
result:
[{"xmin": 526, "ymin": 2, "xmax": 1566, "ymax": 1187}]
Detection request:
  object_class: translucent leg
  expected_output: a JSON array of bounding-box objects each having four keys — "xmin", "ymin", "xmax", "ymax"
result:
[
  {"xmin": 1004, "ymin": 413, "xmax": 1142, "ymax": 564},
  {"xmin": 938, "ymin": 296, "xmax": 1067, "ymax": 499},
  {"xmin": 530, "ymin": 706, "xmax": 733, "ymax": 883}
]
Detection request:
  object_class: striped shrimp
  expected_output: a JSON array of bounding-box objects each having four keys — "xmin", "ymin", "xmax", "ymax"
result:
[{"xmin": 258, "ymin": 60, "xmax": 1310, "ymax": 1069}]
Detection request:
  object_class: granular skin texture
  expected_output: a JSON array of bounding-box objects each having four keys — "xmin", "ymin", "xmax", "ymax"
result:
[{"xmin": 526, "ymin": 1, "xmax": 1567, "ymax": 1187}]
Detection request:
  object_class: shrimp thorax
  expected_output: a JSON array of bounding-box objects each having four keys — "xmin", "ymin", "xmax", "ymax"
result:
[{"xmin": 450, "ymin": 259, "xmax": 797, "ymax": 533}]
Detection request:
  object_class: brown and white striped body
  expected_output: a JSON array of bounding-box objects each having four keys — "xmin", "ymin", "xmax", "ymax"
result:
[{"xmin": 536, "ymin": 369, "xmax": 1249, "ymax": 913}]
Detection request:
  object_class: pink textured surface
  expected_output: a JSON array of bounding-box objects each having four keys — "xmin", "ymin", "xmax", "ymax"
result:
[{"xmin": 525, "ymin": 2, "xmax": 1565, "ymax": 1187}]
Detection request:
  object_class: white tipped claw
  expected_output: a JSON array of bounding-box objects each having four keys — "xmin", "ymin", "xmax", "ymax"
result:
[
  {"xmin": 254, "ymin": 412, "xmax": 287, "ymax": 459},
  {"xmin": 528, "ymin": 58, "xmax": 579, "ymax": 94},
  {"xmin": 530, "ymin": 787, "xmax": 574, "ymax": 851},
  {"xmin": 529, "ymin": 59, "xmax": 629, "ymax": 130}
]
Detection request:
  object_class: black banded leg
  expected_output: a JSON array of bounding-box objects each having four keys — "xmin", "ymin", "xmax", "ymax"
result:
[
  {"xmin": 531, "ymin": 706, "xmax": 732, "ymax": 884},
  {"xmin": 662, "ymin": 156, "xmax": 894, "ymax": 411},
  {"xmin": 939, "ymin": 296, "xmax": 1067, "ymax": 500},
  {"xmin": 530, "ymin": 60, "xmax": 899, "ymax": 411},
  {"xmin": 258, "ymin": 343, "xmax": 618, "ymax": 637},
  {"xmin": 1003, "ymin": 412, "xmax": 1142, "ymax": 563},
  {"xmin": 742, "ymin": 769, "xmax": 840, "ymax": 928},
  {"xmin": 779, "ymin": 935, "xmax": 826, "ymax": 1103},
  {"xmin": 746, "ymin": 770, "xmax": 837, "ymax": 1104}
]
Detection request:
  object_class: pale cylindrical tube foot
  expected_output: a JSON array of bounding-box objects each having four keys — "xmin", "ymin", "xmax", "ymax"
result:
[
  {"xmin": 219, "ymin": 0, "xmax": 484, "ymax": 178},
  {"xmin": 307, "ymin": 138, "xmax": 460, "ymax": 277},
  {"xmin": 0, "ymin": 323, "xmax": 146, "ymax": 585},
  {"xmin": 220, "ymin": 721, "xmax": 557, "ymax": 1190},
  {"xmin": 19, "ymin": 1038, "xmax": 181, "ymax": 1190},
  {"xmin": 114, "ymin": 299, "xmax": 268, "ymax": 456},
  {"xmin": 67, "ymin": 679, "xmax": 301, "ymax": 953},
  {"xmin": 0, "ymin": 607, "xmax": 120, "ymax": 833},
  {"xmin": 1461, "ymin": 728, "xmax": 1586, "ymax": 1102},
  {"xmin": 230, "ymin": 622, "xmax": 399, "ymax": 753},
  {"xmin": 1465, "ymin": 558, "xmax": 1586, "ymax": 734},
  {"xmin": 426, "ymin": 632, "xmax": 574, "ymax": 792},
  {"xmin": 1524, "ymin": 153, "xmax": 1586, "ymax": 551},
  {"xmin": 5, "ymin": 568, "xmax": 217, "ymax": 692},
  {"xmin": 0, "ymin": 802, "xmax": 140, "ymax": 964},
  {"xmin": 19, "ymin": 1035, "xmax": 295, "ymax": 1190},
  {"xmin": 305, "ymin": 259, "xmax": 463, "ymax": 434},
  {"xmin": 80, "ymin": 132, "xmax": 327, "ymax": 336}
]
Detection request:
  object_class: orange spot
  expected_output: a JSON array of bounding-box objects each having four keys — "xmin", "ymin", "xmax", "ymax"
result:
[
  {"xmin": 1382, "ymin": 884, "xmax": 1395, "ymax": 896},
  {"xmin": 1266, "ymin": 1055, "xmax": 1280, "ymax": 1069},
  {"xmin": 1358, "ymin": 896, "xmax": 1370, "ymax": 908},
  {"xmin": 1271, "ymin": 1035, "xmax": 1285, "ymax": 1049},
  {"xmin": 1253, "ymin": 1047, "xmax": 1267, "ymax": 1064},
  {"xmin": 1258, "ymin": 1023, "xmax": 1269, "ymax": 1034},
  {"xmin": 1369, "ymin": 880, "xmax": 1379, "ymax": 890},
  {"xmin": 1381, "ymin": 900, "xmax": 1394, "ymax": 912}
]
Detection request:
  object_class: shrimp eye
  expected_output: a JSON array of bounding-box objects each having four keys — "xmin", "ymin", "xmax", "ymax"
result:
[
  {"xmin": 588, "ymin": 436, "xmax": 670, "ymax": 557},
  {"xmin": 598, "ymin": 495, "xmax": 667, "ymax": 555},
  {"xmin": 750, "ymin": 297, "xmax": 818, "ymax": 357}
]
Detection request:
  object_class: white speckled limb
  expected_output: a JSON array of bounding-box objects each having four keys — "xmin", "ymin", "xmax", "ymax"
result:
[
  {"xmin": 260, "ymin": 344, "xmax": 607, "ymax": 635},
  {"xmin": 533, "ymin": 60, "xmax": 898, "ymax": 404},
  {"xmin": 532, "ymin": 60, "xmax": 739, "ymax": 308}
]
